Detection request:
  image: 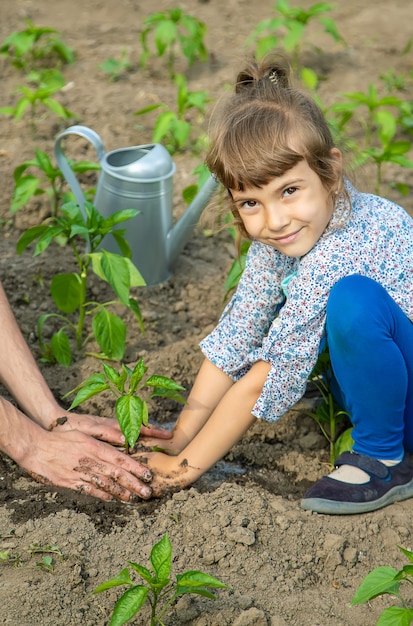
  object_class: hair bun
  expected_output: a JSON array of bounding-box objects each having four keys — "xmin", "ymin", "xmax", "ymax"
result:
[{"xmin": 235, "ymin": 57, "xmax": 290, "ymax": 93}]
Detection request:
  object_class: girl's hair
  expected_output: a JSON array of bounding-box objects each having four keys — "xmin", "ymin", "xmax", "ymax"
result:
[{"xmin": 206, "ymin": 55, "xmax": 348, "ymax": 238}]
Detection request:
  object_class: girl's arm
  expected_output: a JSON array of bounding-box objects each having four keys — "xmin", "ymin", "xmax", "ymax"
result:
[
  {"xmin": 139, "ymin": 358, "xmax": 235, "ymax": 454},
  {"xmin": 135, "ymin": 360, "xmax": 272, "ymax": 496}
]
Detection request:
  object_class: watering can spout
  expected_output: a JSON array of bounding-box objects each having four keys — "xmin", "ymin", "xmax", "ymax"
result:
[{"xmin": 166, "ymin": 175, "xmax": 219, "ymax": 269}]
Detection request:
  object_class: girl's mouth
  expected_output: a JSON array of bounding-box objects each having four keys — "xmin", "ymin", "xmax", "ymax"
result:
[{"xmin": 274, "ymin": 229, "xmax": 301, "ymax": 245}]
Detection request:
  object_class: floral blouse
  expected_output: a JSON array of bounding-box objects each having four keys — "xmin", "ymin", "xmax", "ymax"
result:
[{"xmin": 200, "ymin": 182, "xmax": 413, "ymax": 422}]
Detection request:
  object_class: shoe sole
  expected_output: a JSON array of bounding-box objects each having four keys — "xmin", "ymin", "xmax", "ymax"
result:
[{"xmin": 301, "ymin": 478, "xmax": 413, "ymax": 515}]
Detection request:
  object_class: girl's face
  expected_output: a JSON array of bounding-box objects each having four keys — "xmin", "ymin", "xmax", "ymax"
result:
[{"xmin": 230, "ymin": 159, "xmax": 337, "ymax": 257}]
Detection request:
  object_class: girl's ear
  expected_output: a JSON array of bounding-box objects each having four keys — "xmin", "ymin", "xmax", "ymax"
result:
[{"xmin": 331, "ymin": 147, "xmax": 343, "ymax": 185}]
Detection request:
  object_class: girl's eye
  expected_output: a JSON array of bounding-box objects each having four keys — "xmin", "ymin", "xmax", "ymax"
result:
[
  {"xmin": 239, "ymin": 200, "xmax": 257, "ymax": 210},
  {"xmin": 283, "ymin": 186, "xmax": 297, "ymax": 197}
]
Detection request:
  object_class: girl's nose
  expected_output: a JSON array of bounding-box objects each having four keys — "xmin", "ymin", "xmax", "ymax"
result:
[{"xmin": 265, "ymin": 205, "xmax": 290, "ymax": 231}]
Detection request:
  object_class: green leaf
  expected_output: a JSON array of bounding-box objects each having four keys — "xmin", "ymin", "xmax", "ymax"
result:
[
  {"xmin": 398, "ymin": 546, "xmax": 413, "ymax": 563},
  {"xmin": 150, "ymin": 533, "xmax": 172, "ymax": 582},
  {"xmin": 92, "ymin": 309, "xmax": 126, "ymax": 361},
  {"xmin": 50, "ymin": 329, "xmax": 72, "ymax": 366},
  {"xmin": 68, "ymin": 380, "xmax": 110, "ymax": 409},
  {"xmin": 109, "ymin": 585, "xmax": 148, "ymax": 626},
  {"xmin": 351, "ymin": 567, "xmax": 400, "ymax": 605},
  {"xmin": 377, "ymin": 606, "xmax": 413, "ymax": 626},
  {"xmin": 94, "ymin": 568, "xmax": 133, "ymax": 593},
  {"xmin": 116, "ymin": 395, "xmax": 144, "ymax": 448},
  {"xmin": 100, "ymin": 252, "xmax": 130, "ymax": 306},
  {"xmin": 176, "ymin": 570, "xmax": 227, "ymax": 590},
  {"xmin": 11, "ymin": 175, "xmax": 41, "ymax": 213},
  {"xmin": 128, "ymin": 298, "xmax": 145, "ymax": 334},
  {"xmin": 50, "ymin": 273, "xmax": 83, "ymax": 313},
  {"xmin": 102, "ymin": 362, "xmax": 127, "ymax": 392},
  {"xmin": 16, "ymin": 225, "xmax": 49, "ymax": 254},
  {"xmin": 129, "ymin": 358, "xmax": 148, "ymax": 393},
  {"xmin": 128, "ymin": 562, "xmax": 156, "ymax": 585},
  {"xmin": 144, "ymin": 375, "xmax": 185, "ymax": 391}
]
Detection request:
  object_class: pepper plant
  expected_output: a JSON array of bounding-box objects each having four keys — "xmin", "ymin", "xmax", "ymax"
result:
[
  {"xmin": 0, "ymin": 19, "xmax": 74, "ymax": 71},
  {"xmin": 10, "ymin": 147, "xmax": 99, "ymax": 216},
  {"xmin": 0, "ymin": 69, "xmax": 78, "ymax": 135},
  {"xmin": 66, "ymin": 357, "xmax": 186, "ymax": 452},
  {"xmin": 135, "ymin": 73, "xmax": 210, "ymax": 154},
  {"xmin": 351, "ymin": 545, "xmax": 413, "ymax": 625},
  {"xmin": 140, "ymin": 8, "xmax": 208, "ymax": 78},
  {"xmin": 16, "ymin": 200, "xmax": 145, "ymax": 365},
  {"xmin": 94, "ymin": 532, "xmax": 227, "ymax": 626},
  {"xmin": 246, "ymin": 0, "xmax": 345, "ymax": 70}
]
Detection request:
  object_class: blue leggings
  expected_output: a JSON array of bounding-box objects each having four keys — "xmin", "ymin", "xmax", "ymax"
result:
[{"xmin": 326, "ymin": 275, "xmax": 413, "ymax": 460}]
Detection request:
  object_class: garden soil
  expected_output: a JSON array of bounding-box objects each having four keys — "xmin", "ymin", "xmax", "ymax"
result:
[{"xmin": 1, "ymin": 0, "xmax": 413, "ymax": 624}]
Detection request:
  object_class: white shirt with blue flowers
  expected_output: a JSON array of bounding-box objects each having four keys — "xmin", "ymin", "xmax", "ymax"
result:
[{"xmin": 200, "ymin": 183, "xmax": 413, "ymax": 422}]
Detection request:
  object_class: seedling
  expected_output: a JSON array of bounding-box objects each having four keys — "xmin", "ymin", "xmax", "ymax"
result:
[
  {"xmin": 16, "ymin": 200, "xmax": 145, "ymax": 365},
  {"xmin": 28, "ymin": 543, "xmax": 64, "ymax": 560},
  {"xmin": 300, "ymin": 347, "xmax": 352, "ymax": 466},
  {"xmin": 135, "ymin": 73, "xmax": 210, "ymax": 154},
  {"xmin": 351, "ymin": 545, "xmax": 413, "ymax": 625},
  {"xmin": 0, "ymin": 550, "xmax": 22, "ymax": 567},
  {"xmin": 36, "ymin": 555, "xmax": 55, "ymax": 573},
  {"xmin": 0, "ymin": 19, "xmax": 74, "ymax": 71},
  {"xmin": 140, "ymin": 8, "xmax": 207, "ymax": 78},
  {"xmin": 94, "ymin": 532, "xmax": 227, "ymax": 626},
  {"xmin": 11, "ymin": 147, "xmax": 99, "ymax": 216},
  {"xmin": 98, "ymin": 50, "xmax": 132, "ymax": 81},
  {"xmin": 66, "ymin": 358, "xmax": 186, "ymax": 451},
  {"xmin": 246, "ymin": 0, "xmax": 345, "ymax": 70},
  {"xmin": 0, "ymin": 69, "xmax": 78, "ymax": 135}
]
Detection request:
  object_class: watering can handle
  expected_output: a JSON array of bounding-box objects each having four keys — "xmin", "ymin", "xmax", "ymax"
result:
[{"xmin": 54, "ymin": 125, "xmax": 106, "ymax": 218}]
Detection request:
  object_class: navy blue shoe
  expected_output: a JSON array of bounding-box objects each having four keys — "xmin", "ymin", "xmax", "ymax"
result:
[{"xmin": 301, "ymin": 451, "xmax": 413, "ymax": 515}]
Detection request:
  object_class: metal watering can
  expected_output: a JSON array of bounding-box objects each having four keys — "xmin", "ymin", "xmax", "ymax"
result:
[{"xmin": 54, "ymin": 125, "xmax": 218, "ymax": 285}]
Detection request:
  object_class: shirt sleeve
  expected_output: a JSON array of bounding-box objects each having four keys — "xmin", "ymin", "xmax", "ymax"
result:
[{"xmin": 199, "ymin": 240, "xmax": 287, "ymax": 380}]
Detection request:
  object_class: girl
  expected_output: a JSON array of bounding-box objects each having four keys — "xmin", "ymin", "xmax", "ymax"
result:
[{"xmin": 137, "ymin": 55, "xmax": 413, "ymax": 514}]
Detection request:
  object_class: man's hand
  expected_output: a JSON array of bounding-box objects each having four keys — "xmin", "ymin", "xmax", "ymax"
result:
[
  {"xmin": 51, "ymin": 411, "xmax": 172, "ymax": 446},
  {"xmin": 22, "ymin": 427, "xmax": 158, "ymax": 502}
]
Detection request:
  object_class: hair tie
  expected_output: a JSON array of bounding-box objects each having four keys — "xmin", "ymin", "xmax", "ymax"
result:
[{"xmin": 268, "ymin": 69, "xmax": 279, "ymax": 84}]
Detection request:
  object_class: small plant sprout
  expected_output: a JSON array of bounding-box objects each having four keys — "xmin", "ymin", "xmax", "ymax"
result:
[
  {"xmin": 11, "ymin": 147, "xmax": 100, "ymax": 216},
  {"xmin": 0, "ymin": 68, "xmax": 78, "ymax": 135},
  {"xmin": 135, "ymin": 74, "xmax": 210, "ymax": 154},
  {"xmin": 66, "ymin": 358, "xmax": 186, "ymax": 452},
  {"xmin": 246, "ymin": 0, "xmax": 345, "ymax": 70},
  {"xmin": 16, "ymin": 200, "xmax": 145, "ymax": 365},
  {"xmin": 0, "ymin": 19, "xmax": 74, "ymax": 71},
  {"xmin": 300, "ymin": 347, "xmax": 353, "ymax": 467},
  {"xmin": 140, "ymin": 8, "xmax": 208, "ymax": 78},
  {"xmin": 351, "ymin": 545, "xmax": 413, "ymax": 625},
  {"xmin": 94, "ymin": 532, "xmax": 227, "ymax": 626},
  {"xmin": 98, "ymin": 49, "xmax": 132, "ymax": 81},
  {"xmin": 0, "ymin": 550, "xmax": 22, "ymax": 567}
]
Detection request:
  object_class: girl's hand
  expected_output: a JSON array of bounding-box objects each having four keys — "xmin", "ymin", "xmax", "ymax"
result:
[{"xmin": 131, "ymin": 450, "xmax": 192, "ymax": 497}]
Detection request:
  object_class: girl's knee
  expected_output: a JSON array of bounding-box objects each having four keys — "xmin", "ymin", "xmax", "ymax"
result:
[{"xmin": 326, "ymin": 275, "xmax": 385, "ymax": 338}]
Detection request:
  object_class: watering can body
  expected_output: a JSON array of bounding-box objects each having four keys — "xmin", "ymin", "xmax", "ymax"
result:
[{"xmin": 54, "ymin": 125, "xmax": 218, "ymax": 285}]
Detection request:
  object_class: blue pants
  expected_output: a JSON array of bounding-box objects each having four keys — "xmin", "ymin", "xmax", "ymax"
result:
[{"xmin": 326, "ymin": 275, "xmax": 413, "ymax": 461}]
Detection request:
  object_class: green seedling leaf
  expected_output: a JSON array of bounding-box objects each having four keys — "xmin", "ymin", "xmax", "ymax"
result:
[
  {"xmin": 110, "ymin": 585, "xmax": 149, "ymax": 626},
  {"xmin": 11, "ymin": 175, "xmax": 41, "ymax": 213},
  {"xmin": 128, "ymin": 358, "xmax": 148, "ymax": 392},
  {"xmin": 102, "ymin": 362, "xmax": 128, "ymax": 392},
  {"xmin": 92, "ymin": 309, "xmax": 126, "ymax": 361},
  {"xmin": 150, "ymin": 533, "xmax": 172, "ymax": 581},
  {"xmin": 176, "ymin": 570, "xmax": 228, "ymax": 590},
  {"xmin": 100, "ymin": 251, "xmax": 131, "ymax": 306},
  {"xmin": 351, "ymin": 566, "xmax": 400, "ymax": 605},
  {"xmin": 51, "ymin": 329, "xmax": 72, "ymax": 366},
  {"xmin": 67, "ymin": 377, "xmax": 110, "ymax": 409},
  {"xmin": 397, "ymin": 546, "xmax": 413, "ymax": 563},
  {"xmin": 376, "ymin": 606, "xmax": 413, "ymax": 626},
  {"xmin": 50, "ymin": 273, "xmax": 83, "ymax": 313},
  {"xmin": 116, "ymin": 395, "xmax": 145, "ymax": 448},
  {"xmin": 16, "ymin": 224, "xmax": 49, "ymax": 254},
  {"xmin": 94, "ymin": 568, "xmax": 134, "ymax": 593},
  {"xmin": 128, "ymin": 561, "xmax": 157, "ymax": 585},
  {"xmin": 128, "ymin": 298, "xmax": 145, "ymax": 334}
]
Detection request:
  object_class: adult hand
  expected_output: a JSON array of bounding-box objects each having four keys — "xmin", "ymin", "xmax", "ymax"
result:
[
  {"xmin": 22, "ymin": 426, "xmax": 158, "ymax": 502},
  {"xmin": 51, "ymin": 411, "xmax": 172, "ymax": 446}
]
